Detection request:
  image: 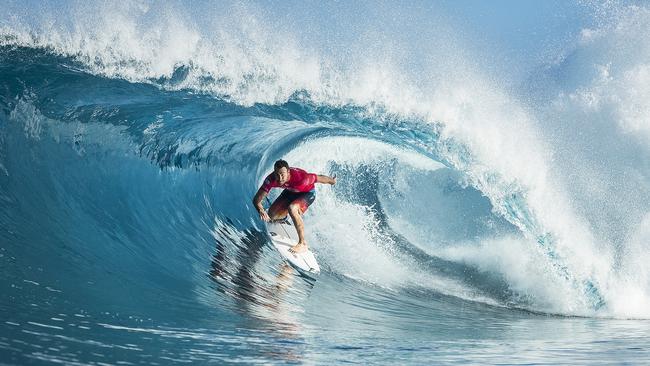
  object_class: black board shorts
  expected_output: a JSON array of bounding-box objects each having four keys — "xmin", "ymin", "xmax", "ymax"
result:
[{"xmin": 270, "ymin": 189, "xmax": 316, "ymax": 214}]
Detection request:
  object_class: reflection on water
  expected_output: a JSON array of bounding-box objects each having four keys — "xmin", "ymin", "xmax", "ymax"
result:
[{"xmin": 208, "ymin": 219, "xmax": 317, "ymax": 362}]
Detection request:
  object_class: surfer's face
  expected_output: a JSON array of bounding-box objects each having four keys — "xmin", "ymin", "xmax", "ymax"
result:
[{"xmin": 275, "ymin": 167, "xmax": 290, "ymax": 185}]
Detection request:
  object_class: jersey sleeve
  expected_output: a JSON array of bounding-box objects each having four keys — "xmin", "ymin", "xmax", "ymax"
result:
[
  {"xmin": 260, "ymin": 174, "xmax": 276, "ymax": 193},
  {"xmin": 306, "ymin": 173, "xmax": 317, "ymax": 187}
]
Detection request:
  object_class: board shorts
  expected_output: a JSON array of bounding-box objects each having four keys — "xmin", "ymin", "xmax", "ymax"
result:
[{"xmin": 270, "ymin": 189, "xmax": 316, "ymax": 215}]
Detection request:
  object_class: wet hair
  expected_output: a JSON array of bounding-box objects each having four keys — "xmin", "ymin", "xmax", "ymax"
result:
[{"xmin": 274, "ymin": 159, "xmax": 289, "ymax": 171}]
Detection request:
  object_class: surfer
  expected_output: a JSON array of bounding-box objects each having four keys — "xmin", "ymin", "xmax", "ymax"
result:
[{"xmin": 252, "ymin": 159, "xmax": 336, "ymax": 254}]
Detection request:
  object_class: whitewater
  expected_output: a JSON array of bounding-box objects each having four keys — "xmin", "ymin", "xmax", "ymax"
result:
[{"xmin": 2, "ymin": 1, "xmax": 650, "ymax": 364}]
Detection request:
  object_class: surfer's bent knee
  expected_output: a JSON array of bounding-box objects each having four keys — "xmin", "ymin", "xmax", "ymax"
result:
[{"xmin": 288, "ymin": 203, "xmax": 303, "ymax": 216}]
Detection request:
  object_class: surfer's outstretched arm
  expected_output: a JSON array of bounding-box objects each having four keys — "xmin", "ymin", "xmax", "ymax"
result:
[{"xmin": 316, "ymin": 175, "xmax": 336, "ymax": 185}]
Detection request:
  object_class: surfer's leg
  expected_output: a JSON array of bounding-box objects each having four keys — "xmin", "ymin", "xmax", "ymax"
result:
[
  {"xmin": 288, "ymin": 203, "xmax": 308, "ymax": 254},
  {"xmin": 268, "ymin": 190, "xmax": 292, "ymax": 221},
  {"xmin": 288, "ymin": 190, "xmax": 315, "ymax": 254}
]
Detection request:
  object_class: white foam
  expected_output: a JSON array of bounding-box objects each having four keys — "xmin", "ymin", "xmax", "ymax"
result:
[
  {"xmin": 281, "ymin": 137, "xmax": 440, "ymax": 287},
  {"xmin": 606, "ymin": 213, "xmax": 650, "ymax": 318},
  {"xmin": 280, "ymin": 137, "xmax": 520, "ymax": 304},
  {"xmin": 536, "ymin": 5, "xmax": 650, "ymax": 316},
  {"xmin": 439, "ymin": 235, "xmax": 577, "ymax": 312}
]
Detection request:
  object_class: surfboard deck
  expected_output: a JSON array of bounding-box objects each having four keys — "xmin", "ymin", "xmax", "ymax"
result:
[{"xmin": 266, "ymin": 220, "xmax": 320, "ymax": 279}]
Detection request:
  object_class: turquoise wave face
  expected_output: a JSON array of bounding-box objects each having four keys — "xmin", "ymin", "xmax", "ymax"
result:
[{"xmin": 0, "ymin": 43, "xmax": 607, "ymax": 317}]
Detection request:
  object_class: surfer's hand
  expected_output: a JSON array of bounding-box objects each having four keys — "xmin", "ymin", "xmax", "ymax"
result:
[
  {"xmin": 330, "ymin": 174, "xmax": 337, "ymax": 185},
  {"xmin": 259, "ymin": 209, "xmax": 270, "ymax": 222}
]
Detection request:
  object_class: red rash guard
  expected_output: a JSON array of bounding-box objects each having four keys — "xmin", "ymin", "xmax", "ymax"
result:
[{"xmin": 261, "ymin": 167, "xmax": 317, "ymax": 193}]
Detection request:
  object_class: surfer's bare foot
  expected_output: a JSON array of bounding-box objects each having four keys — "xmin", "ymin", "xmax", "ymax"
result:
[{"xmin": 289, "ymin": 242, "xmax": 308, "ymax": 254}]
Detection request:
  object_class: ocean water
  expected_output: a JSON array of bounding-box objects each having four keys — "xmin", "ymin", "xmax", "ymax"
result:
[{"xmin": 2, "ymin": 1, "xmax": 650, "ymax": 364}]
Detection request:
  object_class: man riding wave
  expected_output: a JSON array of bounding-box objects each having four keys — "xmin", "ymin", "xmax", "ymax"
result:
[{"xmin": 252, "ymin": 159, "xmax": 336, "ymax": 254}]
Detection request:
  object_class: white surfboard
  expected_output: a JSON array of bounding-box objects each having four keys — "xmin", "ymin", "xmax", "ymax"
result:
[{"xmin": 266, "ymin": 220, "xmax": 320, "ymax": 279}]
